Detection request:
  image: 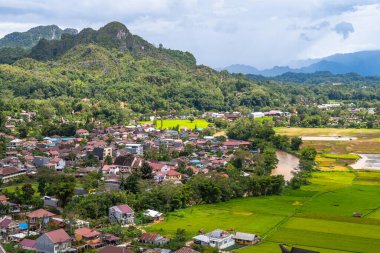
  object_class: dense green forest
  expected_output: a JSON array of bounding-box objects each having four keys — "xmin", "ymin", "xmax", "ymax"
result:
[{"xmin": 0, "ymin": 21, "xmax": 378, "ymax": 128}]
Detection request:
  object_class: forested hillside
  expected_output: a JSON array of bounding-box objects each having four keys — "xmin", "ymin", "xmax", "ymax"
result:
[{"xmin": 0, "ymin": 21, "xmax": 379, "ymax": 127}]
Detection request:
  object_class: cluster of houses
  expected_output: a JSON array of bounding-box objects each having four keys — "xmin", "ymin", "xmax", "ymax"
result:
[
  {"xmin": 0, "ymin": 124, "xmax": 253, "ymax": 190},
  {"xmin": 0, "ymin": 202, "xmax": 162, "ymax": 252},
  {"xmin": 0, "ymin": 200, "xmax": 261, "ymax": 253},
  {"xmin": 317, "ymin": 103, "xmax": 376, "ymax": 115},
  {"xmin": 0, "ymin": 122, "xmax": 261, "ymax": 252},
  {"xmin": 202, "ymin": 110, "xmax": 290, "ymax": 120}
]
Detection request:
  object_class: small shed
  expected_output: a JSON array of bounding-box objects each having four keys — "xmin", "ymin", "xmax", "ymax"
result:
[{"xmin": 234, "ymin": 232, "xmax": 258, "ymax": 245}]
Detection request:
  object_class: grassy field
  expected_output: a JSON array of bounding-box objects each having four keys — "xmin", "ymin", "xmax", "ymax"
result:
[
  {"xmin": 254, "ymin": 116, "xmax": 273, "ymax": 121},
  {"xmin": 3, "ymin": 182, "xmax": 39, "ymax": 193},
  {"xmin": 140, "ymin": 119, "xmax": 210, "ymax": 130},
  {"xmin": 148, "ymin": 171, "xmax": 380, "ymax": 252},
  {"xmin": 275, "ymin": 127, "xmax": 380, "ymax": 137},
  {"xmin": 275, "ymin": 127, "xmax": 380, "ymax": 154},
  {"xmin": 315, "ymin": 154, "xmax": 359, "ymax": 171}
]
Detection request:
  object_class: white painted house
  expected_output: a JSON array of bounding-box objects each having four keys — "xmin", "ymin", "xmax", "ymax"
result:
[
  {"xmin": 109, "ymin": 204, "xmax": 134, "ymax": 225},
  {"xmin": 250, "ymin": 112, "xmax": 265, "ymax": 118},
  {"xmin": 193, "ymin": 229, "xmax": 235, "ymax": 250}
]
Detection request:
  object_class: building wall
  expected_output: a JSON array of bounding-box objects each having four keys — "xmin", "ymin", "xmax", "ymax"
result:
[
  {"xmin": 34, "ymin": 157, "xmax": 49, "ymax": 167},
  {"xmin": 36, "ymin": 234, "xmax": 54, "ymax": 253},
  {"xmin": 109, "ymin": 207, "xmax": 134, "ymax": 225}
]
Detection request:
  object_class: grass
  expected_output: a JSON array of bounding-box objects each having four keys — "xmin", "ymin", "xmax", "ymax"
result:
[
  {"xmin": 140, "ymin": 119, "xmax": 210, "ymax": 130},
  {"xmin": 282, "ymin": 217, "xmax": 380, "ymax": 239},
  {"xmin": 148, "ymin": 128, "xmax": 380, "ymax": 252},
  {"xmin": 275, "ymin": 127, "xmax": 380, "ymax": 137},
  {"xmin": 275, "ymin": 127, "xmax": 380, "ymax": 154},
  {"xmin": 321, "ymin": 154, "xmax": 360, "ymax": 160},
  {"xmin": 3, "ymin": 182, "xmax": 39, "ymax": 194},
  {"xmin": 237, "ymin": 241, "xmax": 351, "ymax": 253},
  {"xmin": 353, "ymin": 171, "xmax": 380, "ymax": 186},
  {"xmin": 268, "ymin": 227, "xmax": 380, "ymax": 253},
  {"xmin": 3, "ymin": 181, "xmax": 84, "ymax": 195},
  {"xmin": 147, "ymin": 195, "xmax": 308, "ymax": 238},
  {"xmin": 149, "ymin": 170, "xmax": 380, "ymax": 253},
  {"xmin": 254, "ymin": 116, "xmax": 273, "ymax": 121},
  {"xmin": 315, "ymin": 154, "xmax": 359, "ymax": 171}
]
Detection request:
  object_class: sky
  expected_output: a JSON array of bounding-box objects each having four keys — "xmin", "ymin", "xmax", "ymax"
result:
[{"xmin": 1, "ymin": 0, "xmax": 380, "ymax": 69}]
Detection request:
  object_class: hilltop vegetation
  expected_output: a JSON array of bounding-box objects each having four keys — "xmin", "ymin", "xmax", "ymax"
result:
[
  {"xmin": 0, "ymin": 24, "xmax": 78, "ymax": 49},
  {"xmin": 0, "ymin": 21, "xmax": 378, "ymax": 130}
]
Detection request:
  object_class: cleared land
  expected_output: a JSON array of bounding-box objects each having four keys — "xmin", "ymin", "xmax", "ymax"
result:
[
  {"xmin": 275, "ymin": 127, "xmax": 380, "ymax": 154},
  {"xmin": 140, "ymin": 119, "xmax": 210, "ymax": 130}
]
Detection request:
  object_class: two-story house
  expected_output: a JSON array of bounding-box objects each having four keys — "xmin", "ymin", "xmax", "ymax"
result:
[
  {"xmin": 93, "ymin": 147, "xmax": 112, "ymax": 161},
  {"xmin": 124, "ymin": 143, "xmax": 143, "ymax": 156},
  {"xmin": 36, "ymin": 229, "xmax": 72, "ymax": 253},
  {"xmin": 109, "ymin": 204, "xmax": 134, "ymax": 225}
]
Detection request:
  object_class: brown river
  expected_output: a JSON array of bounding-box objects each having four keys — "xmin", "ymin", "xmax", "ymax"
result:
[{"xmin": 271, "ymin": 151, "xmax": 299, "ymax": 181}]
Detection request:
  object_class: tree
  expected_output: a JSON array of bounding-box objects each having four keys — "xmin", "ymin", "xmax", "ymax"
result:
[
  {"xmin": 290, "ymin": 137, "xmax": 302, "ymax": 151},
  {"xmin": 37, "ymin": 177, "xmax": 47, "ymax": 196},
  {"xmin": 140, "ymin": 162, "xmax": 153, "ymax": 180},
  {"xmin": 122, "ymin": 174, "xmax": 140, "ymax": 194},
  {"xmin": 82, "ymin": 171, "xmax": 102, "ymax": 191},
  {"xmin": 300, "ymin": 147, "xmax": 317, "ymax": 161},
  {"xmin": 104, "ymin": 155, "xmax": 113, "ymax": 165},
  {"xmin": 167, "ymin": 228, "xmax": 187, "ymax": 250},
  {"xmin": 263, "ymin": 147, "xmax": 278, "ymax": 172},
  {"xmin": 21, "ymin": 183, "xmax": 35, "ymax": 203},
  {"xmin": 18, "ymin": 124, "xmax": 29, "ymax": 138},
  {"xmin": 55, "ymin": 181, "xmax": 76, "ymax": 207},
  {"xmin": 0, "ymin": 137, "xmax": 7, "ymax": 158}
]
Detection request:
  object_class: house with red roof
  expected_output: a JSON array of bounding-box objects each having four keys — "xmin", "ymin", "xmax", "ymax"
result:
[
  {"xmin": 20, "ymin": 238, "xmax": 36, "ymax": 251},
  {"xmin": 139, "ymin": 232, "xmax": 169, "ymax": 245},
  {"xmin": 76, "ymin": 129, "xmax": 89, "ymax": 137},
  {"xmin": 74, "ymin": 227, "xmax": 102, "ymax": 246},
  {"xmin": 0, "ymin": 195, "xmax": 8, "ymax": 204},
  {"xmin": 0, "ymin": 216, "xmax": 19, "ymax": 240},
  {"xmin": 109, "ymin": 204, "xmax": 134, "ymax": 225},
  {"xmin": 27, "ymin": 209, "xmax": 55, "ymax": 226},
  {"xmin": 223, "ymin": 140, "xmax": 251, "ymax": 150},
  {"xmin": 36, "ymin": 228, "xmax": 71, "ymax": 253},
  {"xmin": 175, "ymin": 247, "xmax": 200, "ymax": 253},
  {"xmin": 165, "ymin": 170, "xmax": 182, "ymax": 181},
  {"xmin": 0, "ymin": 167, "xmax": 26, "ymax": 183},
  {"xmin": 98, "ymin": 246, "xmax": 133, "ymax": 253}
]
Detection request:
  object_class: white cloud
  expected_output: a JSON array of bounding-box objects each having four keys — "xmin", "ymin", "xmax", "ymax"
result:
[{"xmin": 0, "ymin": 0, "xmax": 380, "ymax": 68}]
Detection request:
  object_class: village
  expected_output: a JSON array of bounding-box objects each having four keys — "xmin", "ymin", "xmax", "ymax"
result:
[
  {"xmin": 0, "ymin": 114, "xmax": 267, "ymax": 253},
  {"xmin": 0, "ymin": 103, "xmax": 377, "ymax": 253}
]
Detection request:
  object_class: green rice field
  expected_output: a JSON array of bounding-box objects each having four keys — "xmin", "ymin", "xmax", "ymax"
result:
[{"xmin": 148, "ymin": 171, "xmax": 380, "ymax": 253}]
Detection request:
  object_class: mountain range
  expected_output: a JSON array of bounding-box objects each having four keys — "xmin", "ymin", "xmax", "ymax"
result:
[
  {"xmin": 0, "ymin": 25, "xmax": 78, "ymax": 49},
  {"xmin": 221, "ymin": 50, "xmax": 380, "ymax": 77},
  {"xmin": 0, "ymin": 21, "xmax": 378, "ymax": 119}
]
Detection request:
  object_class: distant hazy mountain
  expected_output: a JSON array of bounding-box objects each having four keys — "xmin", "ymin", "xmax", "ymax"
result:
[
  {"xmin": 0, "ymin": 25, "xmax": 78, "ymax": 49},
  {"xmin": 222, "ymin": 50, "xmax": 380, "ymax": 76},
  {"xmin": 220, "ymin": 64, "xmax": 293, "ymax": 77},
  {"xmin": 217, "ymin": 64, "xmax": 260, "ymax": 74},
  {"xmin": 299, "ymin": 51, "xmax": 380, "ymax": 76}
]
